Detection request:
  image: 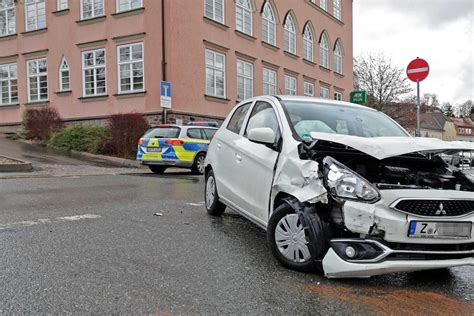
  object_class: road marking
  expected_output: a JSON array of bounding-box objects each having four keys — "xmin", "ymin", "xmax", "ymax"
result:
[
  {"xmin": 0, "ymin": 214, "xmax": 101, "ymax": 231},
  {"xmin": 407, "ymin": 67, "xmax": 429, "ymax": 74}
]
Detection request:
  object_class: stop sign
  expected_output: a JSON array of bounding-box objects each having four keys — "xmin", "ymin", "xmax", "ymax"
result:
[{"xmin": 407, "ymin": 58, "xmax": 429, "ymax": 82}]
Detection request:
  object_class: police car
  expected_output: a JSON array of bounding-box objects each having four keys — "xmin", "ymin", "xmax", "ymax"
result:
[{"xmin": 137, "ymin": 123, "xmax": 218, "ymax": 174}]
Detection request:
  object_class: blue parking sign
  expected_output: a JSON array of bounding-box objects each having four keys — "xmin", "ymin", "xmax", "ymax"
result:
[{"xmin": 160, "ymin": 81, "xmax": 172, "ymax": 109}]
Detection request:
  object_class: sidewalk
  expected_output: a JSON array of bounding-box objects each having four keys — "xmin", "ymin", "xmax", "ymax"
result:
[{"xmin": 0, "ymin": 136, "xmax": 146, "ymax": 179}]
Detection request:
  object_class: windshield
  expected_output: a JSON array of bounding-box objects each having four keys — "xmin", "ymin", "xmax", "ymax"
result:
[
  {"xmin": 144, "ymin": 127, "xmax": 181, "ymax": 138},
  {"xmin": 281, "ymin": 101, "xmax": 409, "ymax": 141}
]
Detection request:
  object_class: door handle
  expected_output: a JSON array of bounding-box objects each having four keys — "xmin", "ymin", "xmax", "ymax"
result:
[
  {"xmin": 235, "ymin": 154, "xmax": 242, "ymax": 162},
  {"xmin": 217, "ymin": 143, "xmax": 222, "ymax": 150}
]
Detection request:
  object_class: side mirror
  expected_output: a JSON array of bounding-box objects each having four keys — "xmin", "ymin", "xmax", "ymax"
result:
[{"xmin": 248, "ymin": 127, "xmax": 276, "ymax": 145}]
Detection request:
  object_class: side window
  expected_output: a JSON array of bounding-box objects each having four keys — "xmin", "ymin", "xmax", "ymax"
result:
[
  {"xmin": 244, "ymin": 101, "xmax": 280, "ymax": 140},
  {"xmin": 203, "ymin": 128, "xmax": 217, "ymax": 140},
  {"xmin": 187, "ymin": 128, "xmax": 204, "ymax": 139},
  {"xmin": 227, "ymin": 102, "xmax": 252, "ymax": 134}
]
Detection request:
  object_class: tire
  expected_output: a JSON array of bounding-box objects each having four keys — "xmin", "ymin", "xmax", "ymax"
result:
[
  {"xmin": 191, "ymin": 153, "xmax": 206, "ymax": 175},
  {"xmin": 205, "ymin": 169, "xmax": 226, "ymax": 216},
  {"xmin": 267, "ymin": 203, "xmax": 322, "ymax": 272},
  {"xmin": 149, "ymin": 165, "xmax": 167, "ymax": 174}
]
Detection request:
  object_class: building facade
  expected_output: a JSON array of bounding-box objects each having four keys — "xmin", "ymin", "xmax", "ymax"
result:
[
  {"xmin": 0, "ymin": 0, "xmax": 353, "ymax": 129},
  {"xmin": 451, "ymin": 118, "xmax": 474, "ymax": 142}
]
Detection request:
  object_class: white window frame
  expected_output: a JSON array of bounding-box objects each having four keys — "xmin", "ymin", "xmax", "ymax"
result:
[
  {"xmin": 24, "ymin": 0, "xmax": 46, "ymax": 32},
  {"xmin": 320, "ymin": 0, "xmax": 327, "ymax": 11},
  {"xmin": 303, "ymin": 25, "xmax": 314, "ymax": 62},
  {"xmin": 320, "ymin": 33, "xmax": 329, "ymax": 69},
  {"xmin": 333, "ymin": 0, "xmax": 342, "ymax": 20},
  {"xmin": 304, "ymin": 82, "xmax": 314, "ymax": 96},
  {"xmin": 81, "ymin": 48, "xmax": 107, "ymax": 97},
  {"xmin": 334, "ymin": 41, "xmax": 343, "ymax": 74},
  {"xmin": 263, "ymin": 68, "xmax": 277, "ymax": 95},
  {"xmin": 284, "ymin": 75, "xmax": 297, "ymax": 96},
  {"xmin": 0, "ymin": 0, "xmax": 15, "ymax": 37},
  {"xmin": 27, "ymin": 58, "xmax": 48, "ymax": 102},
  {"xmin": 57, "ymin": 0, "xmax": 68, "ymax": 10},
  {"xmin": 116, "ymin": 0, "xmax": 143, "ymax": 13},
  {"xmin": 235, "ymin": 0, "xmax": 252, "ymax": 35},
  {"xmin": 262, "ymin": 2, "xmax": 276, "ymax": 46},
  {"xmin": 320, "ymin": 86, "xmax": 329, "ymax": 99},
  {"xmin": 80, "ymin": 0, "xmax": 105, "ymax": 20},
  {"xmin": 0, "ymin": 63, "xmax": 18, "ymax": 105},
  {"xmin": 236, "ymin": 60, "xmax": 253, "ymax": 101},
  {"xmin": 59, "ymin": 56, "xmax": 70, "ymax": 92},
  {"xmin": 334, "ymin": 91, "xmax": 342, "ymax": 100},
  {"xmin": 205, "ymin": 49, "xmax": 226, "ymax": 98},
  {"xmin": 117, "ymin": 42, "xmax": 145, "ymax": 94},
  {"xmin": 204, "ymin": 0, "xmax": 224, "ymax": 24},
  {"xmin": 284, "ymin": 14, "xmax": 296, "ymax": 55}
]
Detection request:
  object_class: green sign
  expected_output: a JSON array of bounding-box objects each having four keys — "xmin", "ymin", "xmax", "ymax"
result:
[{"xmin": 350, "ymin": 91, "xmax": 367, "ymax": 104}]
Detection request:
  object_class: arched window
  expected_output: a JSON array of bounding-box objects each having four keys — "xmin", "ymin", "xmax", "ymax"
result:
[
  {"xmin": 320, "ymin": 32, "xmax": 329, "ymax": 69},
  {"xmin": 59, "ymin": 57, "xmax": 70, "ymax": 91},
  {"xmin": 334, "ymin": 40, "xmax": 343, "ymax": 74},
  {"xmin": 284, "ymin": 14, "xmax": 296, "ymax": 54},
  {"xmin": 262, "ymin": 2, "xmax": 276, "ymax": 46},
  {"xmin": 236, "ymin": 0, "xmax": 252, "ymax": 35},
  {"xmin": 303, "ymin": 24, "xmax": 314, "ymax": 62}
]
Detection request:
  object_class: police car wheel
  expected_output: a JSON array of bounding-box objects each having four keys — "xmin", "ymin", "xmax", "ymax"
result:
[
  {"xmin": 149, "ymin": 166, "xmax": 167, "ymax": 174},
  {"xmin": 205, "ymin": 169, "xmax": 226, "ymax": 216},
  {"xmin": 191, "ymin": 153, "xmax": 206, "ymax": 175}
]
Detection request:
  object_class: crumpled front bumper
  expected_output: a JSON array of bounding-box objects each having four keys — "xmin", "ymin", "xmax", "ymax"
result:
[
  {"xmin": 322, "ymin": 189, "xmax": 474, "ymax": 278},
  {"xmin": 323, "ymin": 247, "xmax": 474, "ymax": 278}
]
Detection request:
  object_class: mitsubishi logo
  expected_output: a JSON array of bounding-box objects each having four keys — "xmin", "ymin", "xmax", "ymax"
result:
[{"xmin": 435, "ymin": 202, "xmax": 447, "ymax": 216}]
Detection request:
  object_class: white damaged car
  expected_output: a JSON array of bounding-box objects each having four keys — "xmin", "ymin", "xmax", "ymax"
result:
[{"xmin": 204, "ymin": 96, "xmax": 474, "ymax": 278}]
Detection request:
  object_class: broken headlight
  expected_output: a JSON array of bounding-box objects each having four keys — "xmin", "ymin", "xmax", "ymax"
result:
[{"xmin": 323, "ymin": 157, "xmax": 380, "ymax": 203}]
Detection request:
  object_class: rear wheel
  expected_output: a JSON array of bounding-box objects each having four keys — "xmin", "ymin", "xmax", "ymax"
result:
[
  {"xmin": 267, "ymin": 203, "xmax": 321, "ymax": 272},
  {"xmin": 149, "ymin": 165, "xmax": 167, "ymax": 174},
  {"xmin": 205, "ymin": 169, "xmax": 226, "ymax": 216},
  {"xmin": 191, "ymin": 153, "xmax": 206, "ymax": 175}
]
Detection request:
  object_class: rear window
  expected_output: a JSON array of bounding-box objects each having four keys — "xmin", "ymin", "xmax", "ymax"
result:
[
  {"xmin": 144, "ymin": 127, "xmax": 181, "ymax": 138},
  {"xmin": 186, "ymin": 128, "xmax": 204, "ymax": 139},
  {"xmin": 203, "ymin": 128, "xmax": 217, "ymax": 140}
]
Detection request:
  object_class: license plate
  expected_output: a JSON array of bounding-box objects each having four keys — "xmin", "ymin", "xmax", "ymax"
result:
[
  {"xmin": 408, "ymin": 221, "xmax": 472, "ymax": 239},
  {"xmin": 147, "ymin": 147, "xmax": 162, "ymax": 152}
]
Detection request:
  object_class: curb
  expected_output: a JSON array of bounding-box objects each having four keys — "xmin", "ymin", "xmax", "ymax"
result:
[
  {"xmin": 0, "ymin": 155, "xmax": 33, "ymax": 172},
  {"xmin": 13, "ymin": 138, "xmax": 144, "ymax": 169}
]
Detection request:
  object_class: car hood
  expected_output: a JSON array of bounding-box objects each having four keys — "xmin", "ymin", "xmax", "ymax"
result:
[{"xmin": 310, "ymin": 132, "xmax": 474, "ymax": 160}]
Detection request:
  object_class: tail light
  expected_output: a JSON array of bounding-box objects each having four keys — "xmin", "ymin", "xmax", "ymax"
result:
[
  {"xmin": 165, "ymin": 139, "xmax": 184, "ymax": 146},
  {"xmin": 138, "ymin": 138, "xmax": 145, "ymax": 145}
]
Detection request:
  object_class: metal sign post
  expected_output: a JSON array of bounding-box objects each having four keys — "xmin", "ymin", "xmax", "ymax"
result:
[
  {"xmin": 160, "ymin": 81, "xmax": 172, "ymax": 123},
  {"xmin": 406, "ymin": 58, "xmax": 430, "ymax": 137}
]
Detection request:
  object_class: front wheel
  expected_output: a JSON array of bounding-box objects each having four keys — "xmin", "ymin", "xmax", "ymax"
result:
[
  {"xmin": 205, "ymin": 169, "xmax": 226, "ymax": 216},
  {"xmin": 267, "ymin": 203, "xmax": 322, "ymax": 272}
]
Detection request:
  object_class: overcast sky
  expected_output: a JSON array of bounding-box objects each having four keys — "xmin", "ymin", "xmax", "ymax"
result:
[{"xmin": 353, "ymin": 0, "xmax": 473, "ymax": 105}]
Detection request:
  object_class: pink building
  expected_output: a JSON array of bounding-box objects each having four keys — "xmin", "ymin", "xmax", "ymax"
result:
[{"xmin": 0, "ymin": 0, "xmax": 353, "ymax": 130}]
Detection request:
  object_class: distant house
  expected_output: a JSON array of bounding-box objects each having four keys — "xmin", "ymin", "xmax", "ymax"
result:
[
  {"xmin": 451, "ymin": 118, "xmax": 474, "ymax": 142},
  {"xmin": 419, "ymin": 112, "xmax": 457, "ymax": 141}
]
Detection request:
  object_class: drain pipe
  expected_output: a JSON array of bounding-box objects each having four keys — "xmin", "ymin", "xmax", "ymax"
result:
[{"xmin": 161, "ymin": 0, "xmax": 167, "ymax": 124}]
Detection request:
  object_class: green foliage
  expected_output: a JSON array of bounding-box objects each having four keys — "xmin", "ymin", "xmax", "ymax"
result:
[{"xmin": 48, "ymin": 125, "xmax": 107, "ymax": 154}]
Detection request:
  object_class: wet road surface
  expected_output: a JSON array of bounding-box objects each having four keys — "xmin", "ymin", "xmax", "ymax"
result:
[{"xmin": 1, "ymin": 172, "xmax": 473, "ymax": 314}]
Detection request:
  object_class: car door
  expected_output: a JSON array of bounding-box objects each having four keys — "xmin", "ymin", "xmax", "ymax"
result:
[
  {"xmin": 233, "ymin": 101, "xmax": 282, "ymax": 224},
  {"xmin": 212, "ymin": 102, "xmax": 253, "ymax": 206}
]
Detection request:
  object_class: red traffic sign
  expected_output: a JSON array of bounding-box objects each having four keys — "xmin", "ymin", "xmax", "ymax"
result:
[{"xmin": 407, "ymin": 58, "xmax": 429, "ymax": 82}]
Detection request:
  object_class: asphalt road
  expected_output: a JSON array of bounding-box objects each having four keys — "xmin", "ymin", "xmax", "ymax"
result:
[{"xmin": 1, "ymin": 171, "xmax": 473, "ymax": 314}]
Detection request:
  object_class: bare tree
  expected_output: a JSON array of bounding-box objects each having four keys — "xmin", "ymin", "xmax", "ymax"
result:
[
  {"xmin": 441, "ymin": 102, "xmax": 454, "ymax": 117},
  {"xmin": 354, "ymin": 53, "xmax": 412, "ymax": 111},
  {"xmin": 457, "ymin": 100, "xmax": 473, "ymax": 118}
]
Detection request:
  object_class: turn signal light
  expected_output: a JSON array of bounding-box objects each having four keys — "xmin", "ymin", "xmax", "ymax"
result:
[
  {"xmin": 138, "ymin": 138, "xmax": 145, "ymax": 145},
  {"xmin": 165, "ymin": 139, "xmax": 184, "ymax": 146}
]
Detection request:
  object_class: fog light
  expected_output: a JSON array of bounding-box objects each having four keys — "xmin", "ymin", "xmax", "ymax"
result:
[{"xmin": 345, "ymin": 246, "xmax": 357, "ymax": 258}]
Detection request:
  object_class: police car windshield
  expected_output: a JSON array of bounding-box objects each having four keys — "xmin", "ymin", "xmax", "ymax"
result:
[
  {"xmin": 281, "ymin": 101, "xmax": 409, "ymax": 141},
  {"xmin": 144, "ymin": 127, "xmax": 181, "ymax": 138}
]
